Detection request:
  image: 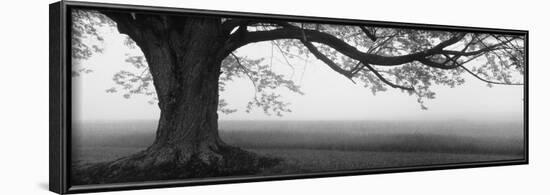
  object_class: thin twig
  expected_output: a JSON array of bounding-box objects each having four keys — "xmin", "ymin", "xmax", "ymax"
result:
[
  {"xmin": 460, "ymin": 65, "xmax": 523, "ymax": 86},
  {"xmin": 230, "ymin": 53, "xmax": 260, "ymax": 99},
  {"xmin": 362, "ymin": 62, "xmax": 415, "ymax": 91}
]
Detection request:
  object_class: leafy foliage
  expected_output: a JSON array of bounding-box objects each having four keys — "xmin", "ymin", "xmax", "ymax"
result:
[
  {"xmin": 104, "ymin": 55, "xmax": 158, "ymax": 104},
  {"xmin": 71, "ymin": 9, "xmax": 525, "ymax": 114},
  {"xmin": 71, "ymin": 9, "xmax": 114, "ymax": 76},
  {"xmin": 221, "ymin": 54, "xmax": 304, "ymax": 116},
  {"xmin": 261, "ymin": 24, "xmax": 523, "ymax": 109}
]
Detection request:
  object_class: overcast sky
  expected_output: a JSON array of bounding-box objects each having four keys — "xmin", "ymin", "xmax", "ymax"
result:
[{"xmin": 71, "ymin": 22, "xmax": 524, "ymax": 122}]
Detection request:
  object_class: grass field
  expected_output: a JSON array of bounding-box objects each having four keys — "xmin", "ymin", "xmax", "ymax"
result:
[{"xmin": 72, "ymin": 119, "xmax": 524, "ymax": 175}]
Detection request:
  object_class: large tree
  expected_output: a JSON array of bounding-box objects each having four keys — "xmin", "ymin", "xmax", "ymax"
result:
[{"xmin": 71, "ymin": 8, "xmax": 524, "ymax": 184}]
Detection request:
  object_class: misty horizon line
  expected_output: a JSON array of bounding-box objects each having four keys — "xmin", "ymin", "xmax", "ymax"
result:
[{"xmin": 73, "ymin": 116, "xmax": 524, "ymax": 123}]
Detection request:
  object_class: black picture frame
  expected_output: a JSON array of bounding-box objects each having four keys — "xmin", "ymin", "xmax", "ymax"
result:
[{"xmin": 50, "ymin": 1, "xmax": 529, "ymax": 194}]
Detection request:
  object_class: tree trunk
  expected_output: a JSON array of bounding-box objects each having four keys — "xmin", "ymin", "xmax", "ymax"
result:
[
  {"xmin": 73, "ymin": 13, "xmax": 279, "ymax": 184},
  {"xmin": 140, "ymin": 16, "xmax": 227, "ymax": 167}
]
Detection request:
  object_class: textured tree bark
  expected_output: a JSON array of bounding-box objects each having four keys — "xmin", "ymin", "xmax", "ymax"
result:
[
  {"xmin": 139, "ymin": 16, "xmax": 227, "ymax": 167},
  {"xmin": 72, "ymin": 13, "xmax": 279, "ymax": 184}
]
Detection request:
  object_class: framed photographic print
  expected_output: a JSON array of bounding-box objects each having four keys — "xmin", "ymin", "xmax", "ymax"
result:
[{"xmin": 50, "ymin": 1, "xmax": 528, "ymax": 194}]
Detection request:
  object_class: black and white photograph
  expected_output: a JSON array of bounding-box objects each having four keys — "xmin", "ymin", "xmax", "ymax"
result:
[
  {"xmin": 5, "ymin": 0, "xmax": 550, "ymax": 195},
  {"xmin": 67, "ymin": 2, "xmax": 526, "ymax": 187}
]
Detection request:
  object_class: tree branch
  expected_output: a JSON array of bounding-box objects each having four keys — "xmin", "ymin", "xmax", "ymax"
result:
[
  {"xmin": 361, "ymin": 62, "xmax": 415, "ymax": 91},
  {"xmin": 300, "ymin": 40, "xmax": 356, "ymax": 84},
  {"xmin": 359, "ymin": 26, "xmax": 377, "ymax": 41},
  {"xmin": 100, "ymin": 11, "xmax": 142, "ymax": 41},
  {"xmin": 367, "ymin": 33, "xmax": 397, "ymax": 54},
  {"xmin": 227, "ymin": 27, "xmax": 468, "ymax": 68},
  {"xmin": 230, "ymin": 53, "xmax": 260, "ymax": 94},
  {"xmin": 460, "ymin": 65, "xmax": 523, "ymax": 86},
  {"xmin": 271, "ymin": 40, "xmax": 296, "ymax": 76},
  {"xmin": 223, "ymin": 19, "xmax": 257, "ymax": 32},
  {"xmin": 417, "ymin": 34, "xmax": 518, "ymax": 70},
  {"xmin": 301, "ymin": 37, "xmax": 413, "ymax": 90}
]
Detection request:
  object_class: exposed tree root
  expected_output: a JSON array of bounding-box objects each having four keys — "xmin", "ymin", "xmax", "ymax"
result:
[{"xmin": 71, "ymin": 145, "xmax": 281, "ymax": 185}]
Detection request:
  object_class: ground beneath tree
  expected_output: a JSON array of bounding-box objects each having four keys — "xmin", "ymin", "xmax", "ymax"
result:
[
  {"xmin": 71, "ymin": 147, "xmax": 281, "ymax": 185},
  {"xmin": 72, "ymin": 146, "xmax": 522, "ymax": 185},
  {"xmin": 71, "ymin": 120, "xmax": 524, "ymax": 185}
]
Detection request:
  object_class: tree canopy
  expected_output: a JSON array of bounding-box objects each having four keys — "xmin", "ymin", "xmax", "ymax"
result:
[{"xmin": 71, "ymin": 9, "xmax": 525, "ymax": 115}]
